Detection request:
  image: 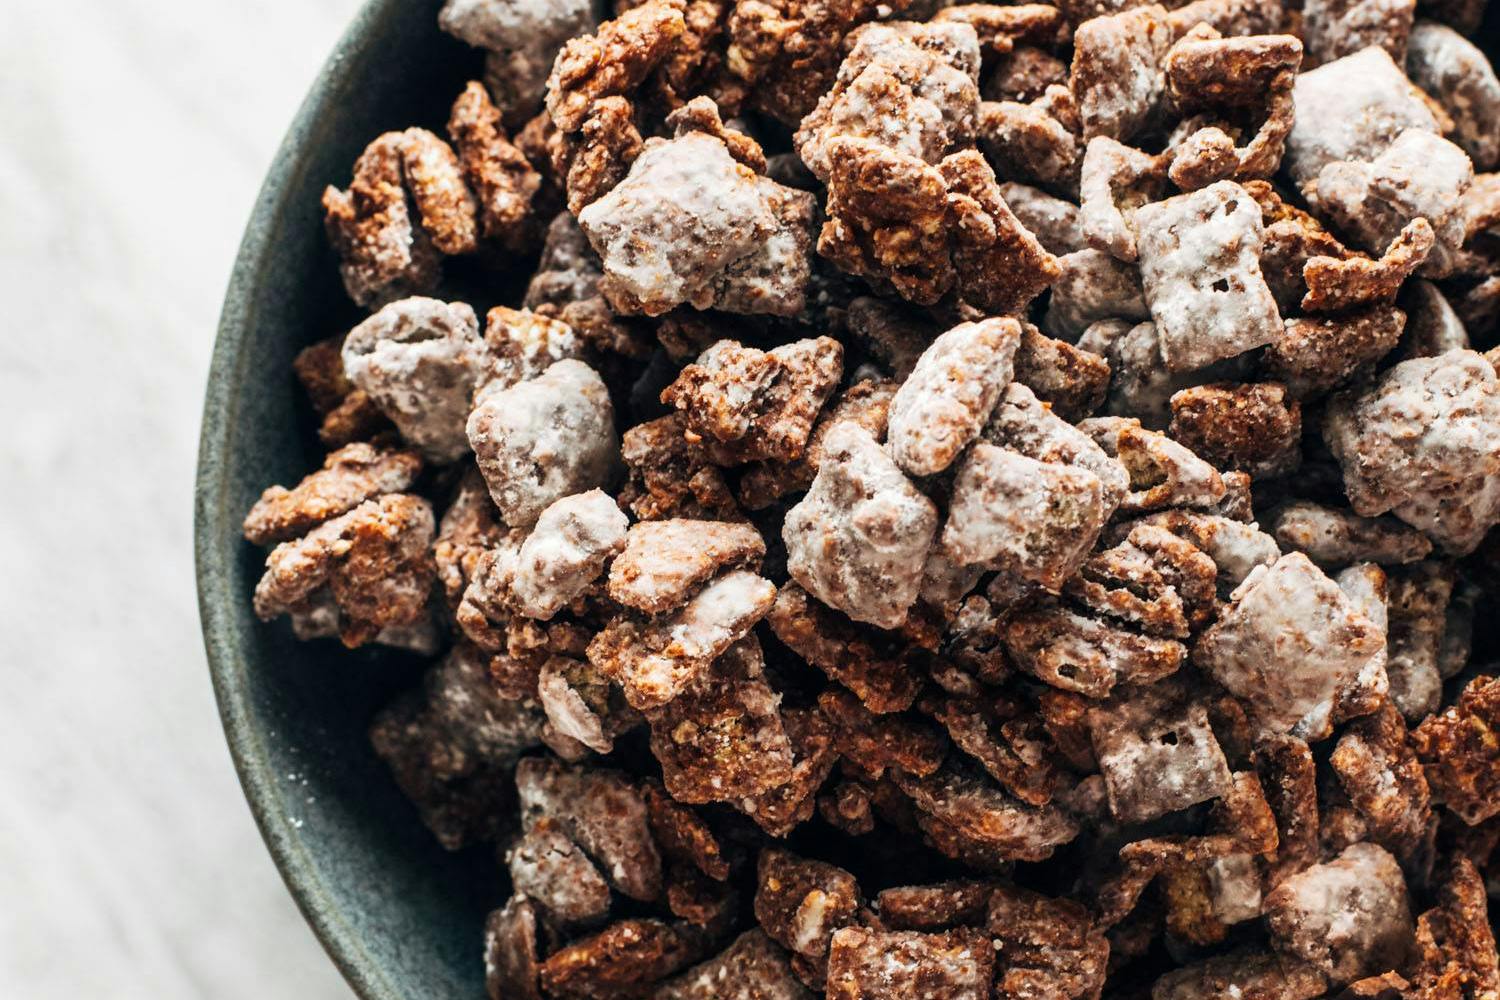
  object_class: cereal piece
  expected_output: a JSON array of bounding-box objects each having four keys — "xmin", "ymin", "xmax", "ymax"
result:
[
  {"xmin": 652, "ymin": 929, "xmax": 814, "ymax": 1000},
  {"xmin": 1324, "ymin": 349, "xmax": 1500, "ymax": 554},
  {"xmin": 467, "ymin": 359, "xmax": 616, "ymax": 528},
  {"xmin": 643, "ymin": 783, "xmax": 729, "ymax": 884},
  {"xmin": 985, "ymin": 45, "xmax": 1070, "ymax": 102},
  {"xmin": 486, "ymin": 310, "xmax": 586, "ymax": 401},
  {"xmin": 1302, "ymin": 219, "xmax": 1434, "ymax": 314},
  {"xmin": 435, "ymin": 466, "xmax": 507, "ymax": 609},
  {"xmin": 887, "ymin": 317, "xmax": 1021, "ymax": 477},
  {"xmin": 546, "ymin": 0, "xmax": 686, "ymax": 131},
  {"xmin": 619, "ymin": 415, "xmax": 740, "ymax": 522},
  {"xmin": 578, "ymin": 130, "xmax": 816, "ymax": 317},
  {"xmin": 1311, "ymin": 129, "xmax": 1473, "ymax": 279},
  {"xmin": 1331, "ymin": 700, "xmax": 1433, "ymax": 864},
  {"xmin": 291, "ymin": 339, "xmax": 396, "ymax": 447},
  {"xmin": 1332, "ymin": 563, "xmax": 1394, "ymax": 724},
  {"xmin": 1069, "ymin": 5, "xmax": 1171, "ymax": 142},
  {"xmin": 1194, "ymin": 552, "xmax": 1384, "ymax": 735},
  {"xmin": 824, "ymin": 927, "xmax": 994, "ymax": 1000},
  {"xmin": 738, "ymin": 379, "xmax": 897, "ymax": 511},
  {"xmin": 766, "ymin": 584, "xmax": 925, "ymax": 714},
  {"xmin": 1264, "ymin": 843, "xmax": 1415, "ymax": 985},
  {"xmin": 1269, "ymin": 501, "xmax": 1433, "ymax": 567},
  {"xmin": 976, "ymin": 94, "xmax": 1083, "ymax": 196},
  {"xmin": 440, "ymin": 0, "xmax": 598, "ymax": 123},
  {"xmin": 1406, "ymin": 21, "xmax": 1500, "ymax": 170},
  {"xmin": 1408, "ymin": 857, "xmax": 1500, "ymax": 999},
  {"xmin": 642, "ymin": 636, "xmax": 795, "ymax": 803},
  {"xmin": 1152, "ymin": 947, "xmax": 1329, "ymax": 1000},
  {"xmin": 370, "ymin": 647, "xmax": 544, "ymax": 849},
  {"xmin": 538, "ymin": 655, "xmax": 628, "ymax": 756},
  {"xmin": 983, "ymin": 382, "xmax": 1130, "ymax": 513},
  {"xmin": 1283, "ymin": 46, "xmax": 1440, "ymax": 190},
  {"xmin": 524, "ymin": 212, "xmax": 603, "ymax": 311},
  {"xmin": 1013, "ymin": 324, "xmax": 1110, "ymax": 422},
  {"xmin": 254, "ymin": 494, "xmax": 435, "ymax": 647},
  {"xmin": 893, "ymin": 766, "xmax": 1081, "ymax": 864},
  {"xmin": 539, "ymin": 918, "xmax": 698, "ymax": 999},
  {"xmin": 1413, "ymin": 674, "xmax": 1500, "ymax": 825},
  {"xmin": 819, "ymin": 141, "xmax": 1059, "ymax": 313},
  {"xmin": 590, "ymin": 570, "xmax": 777, "ymax": 710},
  {"xmin": 1131, "ymin": 509, "xmax": 1281, "ymax": 588},
  {"xmin": 1088, "ymin": 682, "xmax": 1234, "ymax": 823},
  {"xmin": 485, "ymin": 896, "xmax": 544, "ymax": 1000},
  {"xmin": 998, "ymin": 183, "xmax": 1085, "ymax": 256},
  {"xmin": 794, "ymin": 21, "xmax": 981, "ymax": 183},
  {"xmin": 1302, "ymin": 0, "xmax": 1415, "ymax": 67},
  {"xmin": 738, "ymin": 705, "xmax": 839, "ymax": 836},
  {"xmin": 1399, "ymin": 279, "xmax": 1469, "ymax": 360},
  {"xmin": 506, "ymin": 490, "xmax": 627, "ymax": 620},
  {"xmin": 753, "ymin": 849, "xmax": 861, "ymax": 965},
  {"xmin": 926, "ymin": 696, "xmax": 1058, "ymax": 805},
  {"xmin": 942, "ymin": 443, "xmax": 1107, "ymax": 591},
  {"xmin": 1082, "ymin": 417, "xmax": 1227, "ymax": 513},
  {"xmin": 515, "ymin": 755, "xmax": 663, "ymax": 901},
  {"xmin": 1167, "ymin": 382, "xmax": 1301, "ymax": 480},
  {"xmin": 1163, "ymin": 32, "xmax": 1304, "ymax": 111},
  {"xmin": 819, "ymin": 782, "xmax": 876, "ymax": 836},
  {"xmin": 341, "ymin": 297, "xmax": 486, "ymax": 463},
  {"xmin": 876, "ymin": 881, "xmax": 997, "ymax": 931},
  {"xmin": 1069, "ymin": 523, "xmax": 1218, "ymax": 637},
  {"xmin": 1041, "ymin": 249, "xmax": 1150, "ymax": 338},
  {"xmin": 660, "ymin": 337, "xmax": 843, "ymax": 465},
  {"xmin": 987, "ymin": 885, "xmax": 1109, "ymax": 1000},
  {"xmin": 397, "ymin": 127, "xmax": 480, "ymax": 255},
  {"xmin": 1079, "ymin": 319, "xmax": 1196, "ymax": 429},
  {"xmin": 448, "ymin": 81, "xmax": 542, "ymax": 244},
  {"xmin": 822, "ymin": 688, "xmax": 946, "ymax": 781},
  {"xmin": 564, "ymin": 95, "xmax": 644, "ymax": 215},
  {"xmin": 1266, "ymin": 306, "xmax": 1408, "ymax": 400},
  {"xmin": 609, "ymin": 519, "xmax": 764, "ymax": 614},
  {"xmin": 1133, "ymin": 181, "xmax": 1282, "ymax": 373},
  {"xmin": 507, "ymin": 817, "xmax": 613, "ymax": 926},
  {"xmin": 1078, "ymin": 136, "xmax": 1166, "ymax": 263},
  {"xmin": 782, "ymin": 422, "xmax": 938, "ymax": 630},
  {"xmin": 1004, "ymin": 601, "xmax": 1186, "ymax": 697},
  {"xmin": 243, "ymin": 442, "xmax": 422, "ymax": 546}
]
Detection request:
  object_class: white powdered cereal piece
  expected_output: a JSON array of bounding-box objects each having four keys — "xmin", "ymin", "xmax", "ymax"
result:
[
  {"xmin": 578, "ymin": 132, "xmax": 814, "ymax": 317},
  {"xmin": 1284, "ymin": 46, "xmax": 1439, "ymax": 189},
  {"xmin": 984, "ymin": 382, "xmax": 1129, "ymax": 515},
  {"xmin": 508, "ymin": 490, "xmax": 627, "ymax": 620},
  {"xmin": 537, "ymin": 657, "xmax": 615, "ymax": 755},
  {"xmin": 1087, "ymin": 683, "xmax": 1233, "ymax": 823},
  {"xmin": 342, "ymin": 297, "xmax": 486, "ymax": 463},
  {"xmin": 887, "ymin": 317, "xmax": 1022, "ymax": 476},
  {"xmin": 795, "ymin": 21, "xmax": 981, "ymax": 182},
  {"xmin": 441, "ymin": 0, "xmax": 599, "ymax": 122},
  {"xmin": 943, "ymin": 444, "xmax": 1106, "ymax": 592},
  {"xmin": 1312, "ymin": 128, "xmax": 1474, "ymax": 278},
  {"xmin": 1324, "ymin": 349, "xmax": 1500, "ymax": 554},
  {"xmin": 1041, "ymin": 249, "xmax": 1150, "ymax": 338},
  {"xmin": 1406, "ymin": 20, "xmax": 1500, "ymax": 170},
  {"xmin": 1264, "ymin": 843, "xmax": 1415, "ymax": 985},
  {"xmin": 467, "ymin": 359, "xmax": 617, "ymax": 527},
  {"xmin": 1081, "ymin": 416, "xmax": 1225, "ymax": 513},
  {"xmin": 1194, "ymin": 553, "xmax": 1385, "ymax": 735},
  {"xmin": 1269, "ymin": 500, "xmax": 1433, "ymax": 567},
  {"xmin": 1133, "ymin": 181, "xmax": 1282, "ymax": 373},
  {"xmin": 782, "ymin": 423, "xmax": 939, "ymax": 629}
]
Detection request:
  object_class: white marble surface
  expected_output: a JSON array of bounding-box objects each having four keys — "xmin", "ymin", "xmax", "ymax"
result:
[{"xmin": 0, "ymin": 2, "xmax": 369, "ymax": 997}]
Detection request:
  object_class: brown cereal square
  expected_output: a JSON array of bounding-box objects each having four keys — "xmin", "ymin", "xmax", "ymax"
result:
[
  {"xmin": 825, "ymin": 927, "xmax": 995, "ymax": 1000},
  {"xmin": 1088, "ymin": 682, "xmax": 1234, "ymax": 823}
]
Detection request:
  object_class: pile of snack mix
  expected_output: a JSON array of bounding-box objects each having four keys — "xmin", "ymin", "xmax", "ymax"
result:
[{"xmin": 242, "ymin": 0, "xmax": 1500, "ymax": 995}]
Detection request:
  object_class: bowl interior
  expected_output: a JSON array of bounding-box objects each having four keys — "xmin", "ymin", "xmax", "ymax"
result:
[{"xmin": 197, "ymin": 2, "xmax": 508, "ymax": 998}]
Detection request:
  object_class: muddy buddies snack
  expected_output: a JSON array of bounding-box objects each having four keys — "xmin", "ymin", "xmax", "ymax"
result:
[{"xmin": 245, "ymin": 3, "xmax": 1500, "ymax": 996}]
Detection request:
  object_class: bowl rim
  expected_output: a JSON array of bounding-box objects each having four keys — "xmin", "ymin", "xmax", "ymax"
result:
[{"xmin": 195, "ymin": 2, "xmax": 406, "ymax": 997}]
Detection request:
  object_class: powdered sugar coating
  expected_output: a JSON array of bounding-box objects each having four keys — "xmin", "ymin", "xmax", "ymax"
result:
[
  {"xmin": 508, "ymin": 489, "xmax": 627, "ymax": 619},
  {"xmin": 1406, "ymin": 20, "xmax": 1500, "ymax": 170},
  {"xmin": 342, "ymin": 297, "xmax": 486, "ymax": 463},
  {"xmin": 782, "ymin": 422, "xmax": 939, "ymax": 629},
  {"xmin": 1194, "ymin": 553, "xmax": 1385, "ymax": 735},
  {"xmin": 886, "ymin": 317, "xmax": 1021, "ymax": 477},
  {"xmin": 1133, "ymin": 181, "xmax": 1282, "ymax": 373},
  {"xmin": 467, "ymin": 359, "xmax": 617, "ymax": 527}
]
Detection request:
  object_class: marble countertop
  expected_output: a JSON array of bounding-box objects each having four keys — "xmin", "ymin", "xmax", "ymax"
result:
[{"xmin": 0, "ymin": 2, "xmax": 368, "ymax": 997}]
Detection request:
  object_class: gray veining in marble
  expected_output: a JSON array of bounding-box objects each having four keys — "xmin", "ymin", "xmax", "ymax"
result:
[{"xmin": 0, "ymin": 2, "xmax": 367, "ymax": 997}]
